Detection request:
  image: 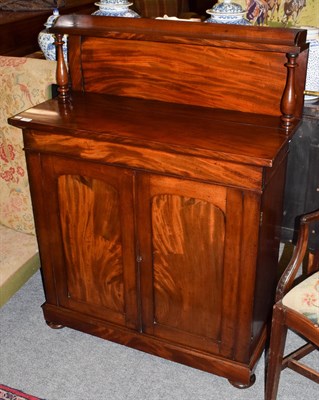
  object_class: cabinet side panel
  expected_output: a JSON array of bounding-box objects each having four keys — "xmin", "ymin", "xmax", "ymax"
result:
[
  {"xmin": 252, "ymin": 157, "xmax": 288, "ymax": 345},
  {"xmin": 233, "ymin": 191, "xmax": 261, "ymax": 362}
]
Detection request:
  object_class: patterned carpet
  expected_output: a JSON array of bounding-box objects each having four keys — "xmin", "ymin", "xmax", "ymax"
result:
[{"xmin": 0, "ymin": 384, "xmax": 45, "ymax": 400}]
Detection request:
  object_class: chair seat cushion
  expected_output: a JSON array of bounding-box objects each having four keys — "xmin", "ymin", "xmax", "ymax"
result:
[
  {"xmin": 0, "ymin": 224, "xmax": 39, "ymax": 307},
  {"xmin": 282, "ymin": 272, "xmax": 319, "ymax": 324}
]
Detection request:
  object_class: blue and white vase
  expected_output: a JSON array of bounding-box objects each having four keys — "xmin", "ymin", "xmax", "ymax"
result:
[
  {"xmin": 92, "ymin": 0, "xmax": 140, "ymax": 18},
  {"xmin": 205, "ymin": 0, "xmax": 251, "ymax": 25},
  {"xmin": 302, "ymin": 27, "xmax": 319, "ymax": 102},
  {"xmin": 38, "ymin": 9, "xmax": 68, "ymax": 61}
]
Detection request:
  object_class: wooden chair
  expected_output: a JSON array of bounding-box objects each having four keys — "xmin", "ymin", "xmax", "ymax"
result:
[{"xmin": 265, "ymin": 210, "xmax": 319, "ymax": 400}]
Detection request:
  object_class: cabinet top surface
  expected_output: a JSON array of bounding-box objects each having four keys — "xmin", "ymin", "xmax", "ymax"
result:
[{"xmin": 10, "ymin": 92, "xmax": 289, "ymax": 167}]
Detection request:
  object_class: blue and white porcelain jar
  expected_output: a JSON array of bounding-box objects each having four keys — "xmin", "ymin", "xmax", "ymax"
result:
[
  {"xmin": 92, "ymin": 0, "xmax": 140, "ymax": 18},
  {"xmin": 205, "ymin": 0, "xmax": 250, "ymax": 25},
  {"xmin": 302, "ymin": 27, "xmax": 319, "ymax": 102},
  {"xmin": 38, "ymin": 9, "xmax": 68, "ymax": 61}
]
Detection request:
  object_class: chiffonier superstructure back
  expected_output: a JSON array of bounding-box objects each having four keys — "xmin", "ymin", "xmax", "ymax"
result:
[
  {"xmin": 9, "ymin": 15, "xmax": 308, "ymax": 387},
  {"xmin": 54, "ymin": 15, "xmax": 308, "ymax": 128}
]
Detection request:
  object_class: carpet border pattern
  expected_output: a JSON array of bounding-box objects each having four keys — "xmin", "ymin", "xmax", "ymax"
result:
[{"xmin": 0, "ymin": 384, "xmax": 45, "ymax": 400}]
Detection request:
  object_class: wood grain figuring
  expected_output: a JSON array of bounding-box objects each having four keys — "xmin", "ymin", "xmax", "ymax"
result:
[
  {"xmin": 152, "ymin": 194, "xmax": 225, "ymax": 341},
  {"xmin": 15, "ymin": 92, "xmax": 290, "ymax": 166},
  {"xmin": 58, "ymin": 174, "xmax": 124, "ymax": 313},
  {"xmin": 36, "ymin": 155, "xmax": 140, "ymax": 329},
  {"xmin": 23, "ymin": 131, "xmax": 264, "ymax": 190},
  {"xmin": 51, "ymin": 15, "xmax": 307, "ymax": 50},
  {"xmin": 220, "ymin": 188, "xmax": 244, "ymax": 359},
  {"xmin": 81, "ymin": 38, "xmax": 287, "ymax": 116},
  {"xmin": 8, "ymin": 16, "xmax": 309, "ymax": 387},
  {"xmin": 137, "ymin": 175, "xmax": 227, "ymax": 354},
  {"xmin": 51, "ymin": 15, "xmax": 308, "ymax": 122}
]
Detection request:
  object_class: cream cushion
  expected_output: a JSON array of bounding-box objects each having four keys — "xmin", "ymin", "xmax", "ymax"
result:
[
  {"xmin": 0, "ymin": 224, "xmax": 39, "ymax": 307},
  {"xmin": 0, "ymin": 56, "xmax": 56, "ymax": 234},
  {"xmin": 282, "ymin": 272, "xmax": 319, "ymax": 324}
]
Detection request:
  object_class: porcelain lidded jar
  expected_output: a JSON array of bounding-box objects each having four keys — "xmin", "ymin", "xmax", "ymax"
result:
[
  {"xmin": 92, "ymin": 0, "xmax": 140, "ymax": 17},
  {"xmin": 38, "ymin": 8, "xmax": 68, "ymax": 61},
  {"xmin": 205, "ymin": 0, "xmax": 251, "ymax": 25},
  {"xmin": 302, "ymin": 26, "xmax": 319, "ymax": 102}
]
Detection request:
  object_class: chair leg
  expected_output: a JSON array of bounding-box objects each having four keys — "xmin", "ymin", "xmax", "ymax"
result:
[{"xmin": 265, "ymin": 305, "xmax": 288, "ymax": 400}]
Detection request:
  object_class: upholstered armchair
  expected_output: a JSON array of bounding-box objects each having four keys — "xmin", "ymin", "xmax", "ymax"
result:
[{"xmin": 0, "ymin": 56, "xmax": 56, "ymax": 306}]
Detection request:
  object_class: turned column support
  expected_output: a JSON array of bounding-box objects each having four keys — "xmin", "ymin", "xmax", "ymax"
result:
[
  {"xmin": 55, "ymin": 33, "xmax": 69, "ymax": 102},
  {"xmin": 280, "ymin": 53, "xmax": 298, "ymax": 133}
]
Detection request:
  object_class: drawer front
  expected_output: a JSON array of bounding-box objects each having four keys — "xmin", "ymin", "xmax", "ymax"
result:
[{"xmin": 24, "ymin": 130, "xmax": 263, "ymax": 190}]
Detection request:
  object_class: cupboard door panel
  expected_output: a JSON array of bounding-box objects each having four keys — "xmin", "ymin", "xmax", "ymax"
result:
[
  {"xmin": 152, "ymin": 194, "xmax": 225, "ymax": 340},
  {"xmin": 138, "ymin": 174, "xmax": 228, "ymax": 353},
  {"xmin": 39, "ymin": 155, "xmax": 139, "ymax": 330},
  {"xmin": 58, "ymin": 174, "xmax": 124, "ymax": 314}
]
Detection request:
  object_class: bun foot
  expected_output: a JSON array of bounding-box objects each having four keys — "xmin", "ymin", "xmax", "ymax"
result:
[
  {"xmin": 46, "ymin": 321, "xmax": 64, "ymax": 329},
  {"xmin": 229, "ymin": 374, "xmax": 256, "ymax": 389}
]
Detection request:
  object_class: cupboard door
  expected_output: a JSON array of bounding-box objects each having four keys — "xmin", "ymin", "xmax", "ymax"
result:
[
  {"xmin": 137, "ymin": 173, "xmax": 260, "ymax": 357},
  {"xmin": 137, "ymin": 174, "xmax": 227, "ymax": 353},
  {"xmin": 36, "ymin": 155, "xmax": 139, "ymax": 330}
]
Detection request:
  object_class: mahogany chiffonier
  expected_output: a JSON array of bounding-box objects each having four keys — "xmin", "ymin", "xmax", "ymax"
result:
[{"xmin": 9, "ymin": 15, "xmax": 308, "ymax": 387}]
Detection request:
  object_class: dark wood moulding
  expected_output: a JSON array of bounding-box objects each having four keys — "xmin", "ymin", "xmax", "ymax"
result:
[
  {"xmin": 50, "ymin": 15, "xmax": 308, "ymax": 134},
  {"xmin": 8, "ymin": 14, "xmax": 309, "ymax": 388}
]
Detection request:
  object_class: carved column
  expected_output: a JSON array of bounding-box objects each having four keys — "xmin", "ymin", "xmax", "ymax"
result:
[
  {"xmin": 55, "ymin": 33, "xmax": 69, "ymax": 102},
  {"xmin": 280, "ymin": 53, "xmax": 298, "ymax": 132}
]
